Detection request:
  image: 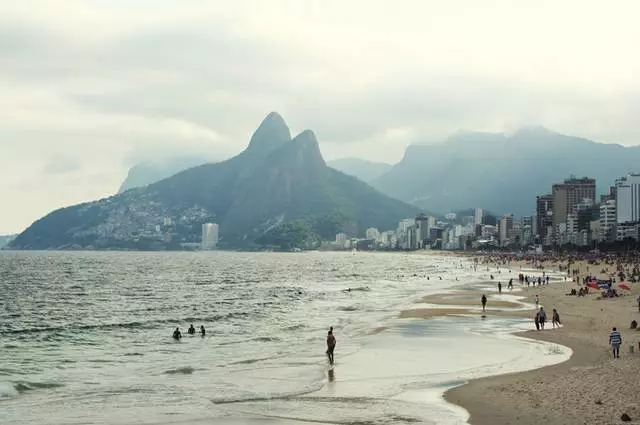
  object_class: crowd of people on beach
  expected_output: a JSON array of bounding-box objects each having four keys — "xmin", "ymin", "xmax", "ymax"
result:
[{"xmin": 477, "ymin": 251, "xmax": 640, "ymax": 359}]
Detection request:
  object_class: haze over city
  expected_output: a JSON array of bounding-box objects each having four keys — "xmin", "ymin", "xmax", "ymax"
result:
[{"xmin": 2, "ymin": 0, "xmax": 640, "ymax": 234}]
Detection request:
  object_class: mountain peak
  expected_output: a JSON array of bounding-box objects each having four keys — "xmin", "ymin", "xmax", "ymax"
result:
[
  {"xmin": 294, "ymin": 129, "xmax": 318, "ymax": 144},
  {"xmin": 246, "ymin": 112, "xmax": 292, "ymax": 155},
  {"xmin": 287, "ymin": 130, "xmax": 325, "ymax": 168},
  {"xmin": 510, "ymin": 125, "xmax": 555, "ymax": 138}
]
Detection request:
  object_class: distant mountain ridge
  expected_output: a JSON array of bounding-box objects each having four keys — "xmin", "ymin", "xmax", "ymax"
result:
[
  {"xmin": 10, "ymin": 113, "xmax": 420, "ymax": 250},
  {"xmin": 118, "ymin": 157, "xmax": 209, "ymax": 193},
  {"xmin": 371, "ymin": 128, "xmax": 640, "ymax": 216},
  {"xmin": 327, "ymin": 158, "xmax": 392, "ymax": 183},
  {"xmin": 118, "ymin": 155, "xmax": 393, "ymax": 193}
]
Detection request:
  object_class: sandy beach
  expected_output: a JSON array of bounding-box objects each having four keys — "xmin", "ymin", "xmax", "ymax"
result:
[{"xmin": 416, "ymin": 258, "xmax": 640, "ymax": 425}]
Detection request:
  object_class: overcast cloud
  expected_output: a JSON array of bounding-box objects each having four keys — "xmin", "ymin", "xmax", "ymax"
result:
[{"xmin": 1, "ymin": 0, "xmax": 639, "ymax": 233}]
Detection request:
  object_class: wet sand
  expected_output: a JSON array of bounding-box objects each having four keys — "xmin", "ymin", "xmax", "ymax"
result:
[
  {"xmin": 443, "ymin": 260, "xmax": 640, "ymax": 425},
  {"xmin": 419, "ymin": 293, "xmax": 524, "ymax": 309}
]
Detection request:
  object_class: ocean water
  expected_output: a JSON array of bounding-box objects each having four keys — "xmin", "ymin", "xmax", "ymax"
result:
[{"xmin": 0, "ymin": 251, "xmax": 571, "ymax": 425}]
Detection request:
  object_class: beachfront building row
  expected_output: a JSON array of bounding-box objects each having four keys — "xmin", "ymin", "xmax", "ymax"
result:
[
  {"xmin": 332, "ymin": 211, "xmax": 494, "ymax": 251},
  {"xmin": 532, "ymin": 173, "xmax": 640, "ymax": 247}
]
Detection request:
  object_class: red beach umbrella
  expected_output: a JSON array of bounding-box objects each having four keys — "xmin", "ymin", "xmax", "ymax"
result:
[{"xmin": 618, "ymin": 283, "xmax": 631, "ymax": 290}]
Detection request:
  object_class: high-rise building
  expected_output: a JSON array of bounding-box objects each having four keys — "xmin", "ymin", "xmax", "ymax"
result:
[
  {"xmin": 536, "ymin": 194, "xmax": 553, "ymax": 244},
  {"xmin": 615, "ymin": 173, "xmax": 640, "ymax": 240},
  {"xmin": 365, "ymin": 227, "xmax": 380, "ymax": 241},
  {"xmin": 499, "ymin": 215, "xmax": 514, "ymax": 246},
  {"xmin": 406, "ymin": 225, "xmax": 418, "ymax": 250},
  {"xmin": 462, "ymin": 216, "xmax": 475, "ymax": 227},
  {"xmin": 429, "ymin": 227, "xmax": 443, "ymax": 240},
  {"xmin": 521, "ymin": 216, "xmax": 533, "ymax": 247},
  {"xmin": 600, "ymin": 199, "xmax": 616, "ymax": 242},
  {"xmin": 601, "ymin": 186, "xmax": 617, "ymax": 203},
  {"xmin": 335, "ymin": 233, "xmax": 349, "ymax": 248},
  {"xmin": 482, "ymin": 214, "xmax": 497, "ymax": 226},
  {"xmin": 397, "ymin": 218, "xmax": 414, "ymax": 234},
  {"xmin": 474, "ymin": 208, "xmax": 483, "ymax": 225},
  {"xmin": 615, "ymin": 173, "xmax": 640, "ymax": 224},
  {"xmin": 415, "ymin": 214, "xmax": 435, "ymax": 248},
  {"xmin": 552, "ymin": 177, "xmax": 596, "ymax": 242},
  {"xmin": 201, "ymin": 223, "xmax": 219, "ymax": 250}
]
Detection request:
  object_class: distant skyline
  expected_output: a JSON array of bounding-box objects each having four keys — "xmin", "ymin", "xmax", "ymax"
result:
[{"xmin": 2, "ymin": 1, "xmax": 640, "ymax": 234}]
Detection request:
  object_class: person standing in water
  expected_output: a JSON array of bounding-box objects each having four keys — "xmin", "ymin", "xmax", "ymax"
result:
[
  {"xmin": 326, "ymin": 328, "xmax": 336, "ymax": 365},
  {"xmin": 172, "ymin": 327, "xmax": 182, "ymax": 340},
  {"xmin": 200, "ymin": 325, "xmax": 206, "ymax": 336},
  {"xmin": 188, "ymin": 324, "xmax": 196, "ymax": 335},
  {"xmin": 538, "ymin": 307, "xmax": 547, "ymax": 330},
  {"xmin": 481, "ymin": 294, "xmax": 487, "ymax": 312}
]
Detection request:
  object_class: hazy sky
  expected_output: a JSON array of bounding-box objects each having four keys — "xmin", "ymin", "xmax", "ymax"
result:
[{"xmin": 1, "ymin": 1, "xmax": 639, "ymax": 234}]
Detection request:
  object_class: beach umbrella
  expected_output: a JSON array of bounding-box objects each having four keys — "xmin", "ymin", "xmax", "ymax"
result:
[{"xmin": 618, "ymin": 283, "xmax": 631, "ymax": 290}]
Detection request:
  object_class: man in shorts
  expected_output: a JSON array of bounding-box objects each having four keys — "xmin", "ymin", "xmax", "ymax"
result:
[{"xmin": 609, "ymin": 327, "xmax": 622, "ymax": 359}]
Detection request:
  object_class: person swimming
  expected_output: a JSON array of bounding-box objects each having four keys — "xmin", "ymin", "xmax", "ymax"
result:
[
  {"xmin": 172, "ymin": 327, "xmax": 182, "ymax": 340},
  {"xmin": 188, "ymin": 324, "xmax": 196, "ymax": 335},
  {"xmin": 200, "ymin": 325, "xmax": 206, "ymax": 336}
]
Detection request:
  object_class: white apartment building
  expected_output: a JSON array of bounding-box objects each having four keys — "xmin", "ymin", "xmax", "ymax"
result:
[
  {"xmin": 474, "ymin": 208, "xmax": 483, "ymax": 225},
  {"xmin": 201, "ymin": 223, "xmax": 219, "ymax": 250},
  {"xmin": 365, "ymin": 227, "xmax": 380, "ymax": 241},
  {"xmin": 499, "ymin": 215, "xmax": 513, "ymax": 246},
  {"xmin": 615, "ymin": 173, "xmax": 640, "ymax": 240},
  {"xmin": 600, "ymin": 199, "xmax": 616, "ymax": 241},
  {"xmin": 397, "ymin": 219, "xmax": 414, "ymax": 235},
  {"xmin": 616, "ymin": 173, "xmax": 640, "ymax": 222},
  {"xmin": 335, "ymin": 233, "xmax": 349, "ymax": 248}
]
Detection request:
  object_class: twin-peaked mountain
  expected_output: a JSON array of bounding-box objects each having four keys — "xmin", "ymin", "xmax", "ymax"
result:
[{"xmin": 9, "ymin": 113, "xmax": 419, "ymax": 250}]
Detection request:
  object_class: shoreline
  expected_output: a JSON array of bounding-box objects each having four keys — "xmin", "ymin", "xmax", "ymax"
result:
[
  {"xmin": 429, "ymin": 258, "xmax": 640, "ymax": 425},
  {"xmin": 444, "ymin": 329, "xmax": 600, "ymax": 425}
]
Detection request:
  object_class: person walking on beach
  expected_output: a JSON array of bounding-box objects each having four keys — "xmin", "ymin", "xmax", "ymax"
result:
[
  {"xmin": 552, "ymin": 309, "xmax": 561, "ymax": 328},
  {"xmin": 637, "ymin": 295, "xmax": 640, "ymax": 312},
  {"xmin": 534, "ymin": 294, "xmax": 539, "ymax": 308},
  {"xmin": 609, "ymin": 327, "xmax": 622, "ymax": 358},
  {"xmin": 481, "ymin": 294, "xmax": 487, "ymax": 312},
  {"xmin": 538, "ymin": 307, "xmax": 547, "ymax": 330},
  {"xmin": 326, "ymin": 328, "xmax": 336, "ymax": 365},
  {"xmin": 534, "ymin": 311, "xmax": 540, "ymax": 330},
  {"xmin": 498, "ymin": 282, "xmax": 502, "ymax": 293}
]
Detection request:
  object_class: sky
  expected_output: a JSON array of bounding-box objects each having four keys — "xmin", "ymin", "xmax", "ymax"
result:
[{"xmin": 1, "ymin": 0, "xmax": 640, "ymax": 234}]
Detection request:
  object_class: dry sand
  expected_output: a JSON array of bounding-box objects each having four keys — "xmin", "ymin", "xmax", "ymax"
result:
[{"xmin": 440, "ymin": 260, "xmax": 640, "ymax": 425}]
